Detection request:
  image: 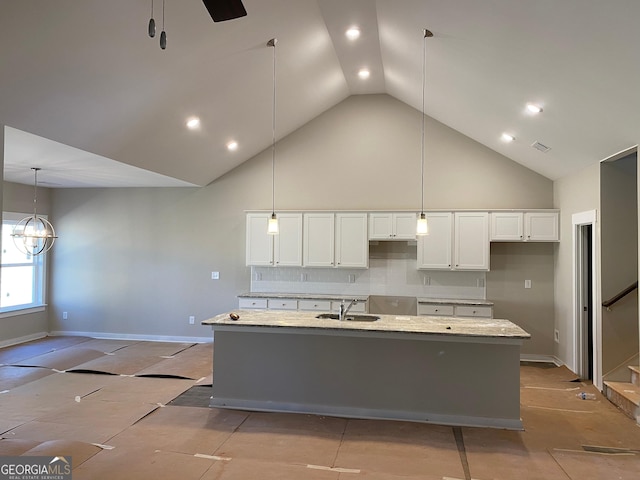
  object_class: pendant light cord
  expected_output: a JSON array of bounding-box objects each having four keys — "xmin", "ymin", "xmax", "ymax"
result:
[
  {"xmin": 32, "ymin": 167, "xmax": 40, "ymax": 218},
  {"xmin": 420, "ymin": 29, "xmax": 427, "ymax": 215},
  {"xmin": 270, "ymin": 38, "xmax": 277, "ymax": 216},
  {"xmin": 151, "ymin": 0, "xmax": 154, "ymax": 17},
  {"xmin": 162, "ymin": 0, "xmax": 165, "ymax": 30}
]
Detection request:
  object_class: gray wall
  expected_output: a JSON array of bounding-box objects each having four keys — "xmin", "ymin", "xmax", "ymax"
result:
[
  {"xmin": 600, "ymin": 155, "xmax": 638, "ymax": 375},
  {"xmin": 48, "ymin": 95, "xmax": 555, "ymax": 349},
  {"xmin": 1, "ymin": 180, "xmax": 51, "ymax": 343},
  {"xmin": 553, "ymin": 163, "xmax": 600, "ymax": 367},
  {"xmin": 487, "ymin": 243, "xmax": 555, "ymax": 356}
]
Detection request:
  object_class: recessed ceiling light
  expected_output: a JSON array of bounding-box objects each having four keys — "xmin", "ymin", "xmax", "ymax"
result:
[
  {"xmin": 358, "ymin": 68, "xmax": 370, "ymax": 79},
  {"xmin": 501, "ymin": 133, "xmax": 515, "ymax": 143},
  {"xmin": 186, "ymin": 117, "xmax": 201, "ymax": 130},
  {"xmin": 227, "ymin": 141, "xmax": 238, "ymax": 151},
  {"xmin": 526, "ymin": 103, "xmax": 543, "ymax": 114},
  {"xmin": 346, "ymin": 27, "xmax": 360, "ymax": 40}
]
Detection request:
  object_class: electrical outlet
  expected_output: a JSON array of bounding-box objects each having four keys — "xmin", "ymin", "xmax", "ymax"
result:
[
  {"xmin": 477, "ymin": 278, "xmax": 485, "ymax": 288},
  {"xmin": 554, "ymin": 329, "xmax": 559, "ymax": 343},
  {"xmin": 348, "ymin": 274, "xmax": 355, "ymax": 283},
  {"xmin": 423, "ymin": 275, "xmax": 431, "ymax": 286},
  {"xmin": 62, "ymin": 311, "xmax": 68, "ymax": 320},
  {"xmin": 524, "ymin": 279, "xmax": 532, "ymax": 289},
  {"xmin": 211, "ymin": 271, "xmax": 220, "ymax": 280},
  {"xmin": 189, "ymin": 316, "xmax": 195, "ymax": 325}
]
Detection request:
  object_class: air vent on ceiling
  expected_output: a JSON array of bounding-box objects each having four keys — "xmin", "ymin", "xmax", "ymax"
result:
[{"xmin": 531, "ymin": 141, "xmax": 551, "ymax": 153}]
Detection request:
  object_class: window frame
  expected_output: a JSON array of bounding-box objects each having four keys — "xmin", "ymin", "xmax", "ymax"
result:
[{"xmin": 1, "ymin": 211, "xmax": 48, "ymax": 315}]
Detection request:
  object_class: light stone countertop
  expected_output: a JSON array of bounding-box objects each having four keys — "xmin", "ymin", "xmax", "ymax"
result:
[
  {"xmin": 202, "ymin": 309, "xmax": 530, "ymax": 340},
  {"xmin": 416, "ymin": 297, "xmax": 494, "ymax": 306}
]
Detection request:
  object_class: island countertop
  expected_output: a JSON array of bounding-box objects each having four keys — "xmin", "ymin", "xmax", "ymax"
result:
[{"xmin": 202, "ymin": 309, "xmax": 530, "ymax": 340}]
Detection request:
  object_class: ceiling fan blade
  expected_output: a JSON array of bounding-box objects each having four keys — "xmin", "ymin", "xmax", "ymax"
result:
[{"xmin": 202, "ymin": 0, "xmax": 247, "ymax": 22}]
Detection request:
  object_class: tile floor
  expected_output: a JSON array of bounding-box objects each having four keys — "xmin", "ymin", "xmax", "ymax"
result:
[{"xmin": 0, "ymin": 336, "xmax": 639, "ymax": 479}]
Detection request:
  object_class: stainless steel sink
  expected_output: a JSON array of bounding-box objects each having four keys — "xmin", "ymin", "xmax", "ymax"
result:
[{"xmin": 316, "ymin": 313, "xmax": 380, "ymax": 322}]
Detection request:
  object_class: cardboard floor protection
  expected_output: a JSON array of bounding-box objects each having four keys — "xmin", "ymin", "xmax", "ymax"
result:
[
  {"xmin": 550, "ymin": 448, "xmax": 640, "ymax": 480},
  {"xmin": 68, "ymin": 342, "xmax": 195, "ymax": 376},
  {"xmin": 0, "ymin": 365, "xmax": 54, "ymax": 390},
  {"xmin": 23, "ymin": 439, "xmax": 103, "ymax": 468},
  {"xmin": 0, "ymin": 336, "xmax": 92, "ymax": 365},
  {"xmin": 88, "ymin": 376, "xmax": 195, "ymax": 405},
  {"xmin": 12, "ymin": 347, "xmax": 107, "ymax": 371},
  {"xmin": 134, "ymin": 343, "xmax": 213, "ymax": 379}
]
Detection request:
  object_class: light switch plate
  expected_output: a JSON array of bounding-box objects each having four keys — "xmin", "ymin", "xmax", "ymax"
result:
[
  {"xmin": 524, "ymin": 279, "xmax": 532, "ymax": 289},
  {"xmin": 211, "ymin": 271, "xmax": 220, "ymax": 280}
]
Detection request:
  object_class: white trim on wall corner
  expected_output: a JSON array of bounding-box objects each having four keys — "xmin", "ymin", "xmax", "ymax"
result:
[
  {"xmin": 48, "ymin": 330, "xmax": 212, "ymax": 344},
  {"xmin": 0, "ymin": 331, "xmax": 48, "ymax": 349}
]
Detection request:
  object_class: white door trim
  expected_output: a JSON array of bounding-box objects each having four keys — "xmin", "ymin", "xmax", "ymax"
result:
[{"xmin": 572, "ymin": 210, "xmax": 601, "ymax": 389}]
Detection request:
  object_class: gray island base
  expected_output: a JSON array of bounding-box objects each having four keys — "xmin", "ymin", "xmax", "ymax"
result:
[{"xmin": 202, "ymin": 310, "xmax": 530, "ymax": 430}]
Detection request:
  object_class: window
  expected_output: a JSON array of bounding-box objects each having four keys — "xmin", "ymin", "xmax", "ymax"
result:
[{"xmin": 1, "ymin": 212, "xmax": 47, "ymax": 313}]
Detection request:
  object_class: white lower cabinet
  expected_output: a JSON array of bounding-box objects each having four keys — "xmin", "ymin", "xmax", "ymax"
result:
[
  {"xmin": 418, "ymin": 302, "xmax": 493, "ymax": 318},
  {"xmin": 298, "ymin": 300, "xmax": 332, "ymax": 311},
  {"xmin": 239, "ymin": 297, "xmax": 368, "ymax": 313},
  {"xmin": 267, "ymin": 299, "xmax": 298, "ymax": 310},
  {"xmin": 238, "ymin": 298, "xmax": 268, "ymax": 309}
]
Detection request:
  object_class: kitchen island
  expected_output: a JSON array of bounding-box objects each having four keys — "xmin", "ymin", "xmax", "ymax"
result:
[{"xmin": 202, "ymin": 310, "xmax": 530, "ymax": 429}]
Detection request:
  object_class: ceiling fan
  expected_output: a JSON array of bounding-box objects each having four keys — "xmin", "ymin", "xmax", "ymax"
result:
[{"xmin": 202, "ymin": 0, "xmax": 247, "ymax": 22}]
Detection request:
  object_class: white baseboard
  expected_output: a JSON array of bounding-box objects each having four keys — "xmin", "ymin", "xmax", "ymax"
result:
[
  {"xmin": 49, "ymin": 330, "xmax": 212, "ymax": 344},
  {"xmin": 0, "ymin": 331, "xmax": 48, "ymax": 349},
  {"xmin": 520, "ymin": 354, "xmax": 563, "ymax": 366}
]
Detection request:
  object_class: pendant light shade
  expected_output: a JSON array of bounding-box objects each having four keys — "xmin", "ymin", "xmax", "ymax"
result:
[
  {"xmin": 10, "ymin": 168, "xmax": 57, "ymax": 256},
  {"xmin": 267, "ymin": 37, "xmax": 279, "ymax": 235},
  {"xmin": 417, "ymin": 28, "xmax": 433, "ymax": 236}
]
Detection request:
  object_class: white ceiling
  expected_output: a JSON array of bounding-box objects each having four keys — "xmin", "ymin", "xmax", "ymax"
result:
[{"xmin": 2, "ymin": 0, "xmax": 639, "ymax": 188}]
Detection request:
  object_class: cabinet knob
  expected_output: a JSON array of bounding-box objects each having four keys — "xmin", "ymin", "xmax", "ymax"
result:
[{"xmin": 435, "ymin": 309, "xmax": 439, "ymax": 312}]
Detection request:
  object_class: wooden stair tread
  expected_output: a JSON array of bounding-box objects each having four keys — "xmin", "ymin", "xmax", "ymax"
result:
[
  {"xmin": 604, "ymin": 381, "xmax": 640, "ymax": 406},
  {"xmin": 629, "ymin": 365, "xmax": 640, "ymax": 374}
]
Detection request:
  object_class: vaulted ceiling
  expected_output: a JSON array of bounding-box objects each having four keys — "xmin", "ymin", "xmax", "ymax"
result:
[{"xmin": 2, "ymin": 0, "xmax": 639, "ymax": 187}]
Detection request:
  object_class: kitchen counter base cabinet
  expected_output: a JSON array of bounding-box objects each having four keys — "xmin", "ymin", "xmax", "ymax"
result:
[{"xmin": 207, "ymin": 319, "xmax": 524, "ymax": 430}]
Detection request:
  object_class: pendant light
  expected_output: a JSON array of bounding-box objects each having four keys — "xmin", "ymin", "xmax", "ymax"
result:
[
  {"xmin": 416, "ymin": 28, "xmax": 433, "ymax": 236},
  {"xmin": 159, "ymin": 0, "xmax": 167, "ymax": 50},
  {"xmin": 10, "ymin": 168, "xmax": 58, "ymax": 256},
  {"xmin": 148, "ymin": 0, "xmax": 156, "ymax": 38},
  {"xmin": 267, "ymin": 38, "xmax": 279, "ymax": 235}
]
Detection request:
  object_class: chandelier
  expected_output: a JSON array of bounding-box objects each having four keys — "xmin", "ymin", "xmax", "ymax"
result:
[{"xmin": 10, "ymin": 168, "xmax": 57, "ymax": 256}]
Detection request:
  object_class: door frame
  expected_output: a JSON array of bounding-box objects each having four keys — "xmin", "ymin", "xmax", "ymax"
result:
[{"xmin": 572, "ymin": 210, "xmax": 601, "ymax": 389}]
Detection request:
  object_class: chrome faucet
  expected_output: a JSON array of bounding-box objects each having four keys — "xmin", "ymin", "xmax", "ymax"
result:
[{"xmin": 339, "ymin": 299, "xmax": 358, "ymax": 321}]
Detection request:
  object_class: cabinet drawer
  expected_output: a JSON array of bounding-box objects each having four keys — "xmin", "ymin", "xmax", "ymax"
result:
[
  {"xmin": 418, "ymin": 304, "xmax": 454, "ymax": 316},
  {"xmin": 267, "ymin": 299, "xmax": 298, "ymax": 310},
  {"xmin": 298, "ymin": 300, "xmax": 332, "ymax": 311},
  {"xmin": 454, "ymin": 305, "xmax": 493, "ymax": 318},
  {"xmin": 238, "ymin": 298, "xmax": 268, "ymax": 309}
]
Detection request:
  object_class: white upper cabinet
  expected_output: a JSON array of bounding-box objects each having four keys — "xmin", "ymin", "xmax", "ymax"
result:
[
  {"xmin": 417, "ymin": 213, "xmax": 452, "ymax": 269},
  {"xmin": 490, "ymin": 211, "xmax": 559, "ymax": 242},
  {"xmin": 303, "ymin": 213, "xmax": 368, "ymax": 268},
  {"xmin": 246, "ymin": 213, "xmax": 273, "ymax": 266},
  {"xmin": 246, "ymin": 213, "xmax": 302, "ymax": 266},
  {"xmin": 335, "ymin": 213, "xmax": 368, "ymax": 268},
  {"xmin": 490, "ymin": 212, "xmax": 524, "ymax": 241},
  {"xmin": 274, "ymin": 213, "xmax": 303, "ymax": 266},
  {"xmin": 369, "ymin": 213, "xmax": 417, "ymax": 240},
  {"xmin": 454, "ymin": 212, "xmax": 490, "ymax": 270},
  {"xmin": 303, "ymin": 213, "xmax": 335, "ymax": 267},
  {"xmin": 524, "ymin": 211, "xmax": 559, "ymax": 241}
]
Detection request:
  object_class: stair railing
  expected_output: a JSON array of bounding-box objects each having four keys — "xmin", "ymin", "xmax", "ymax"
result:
[{"xmin": 602, "ymin": 281, "xmax": 638, "ymax": 311}]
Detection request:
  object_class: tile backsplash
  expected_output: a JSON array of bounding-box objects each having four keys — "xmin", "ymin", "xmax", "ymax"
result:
[{"xmin": 250, "ymin": 242, "xmax": 486, "ymax": 300}]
